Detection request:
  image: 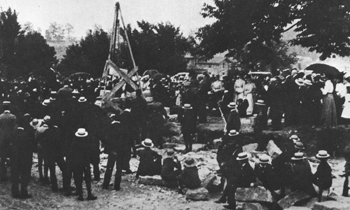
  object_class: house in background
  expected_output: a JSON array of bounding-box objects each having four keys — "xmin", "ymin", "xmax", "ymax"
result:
[{"xmin": 185, "ymin": 53, "xmax": 239, "ymax": 78}]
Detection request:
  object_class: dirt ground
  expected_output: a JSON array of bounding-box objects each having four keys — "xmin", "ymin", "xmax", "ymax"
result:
[{"xmin": 0, "ymin": 152, "xmax": 225, "ymax": 210}]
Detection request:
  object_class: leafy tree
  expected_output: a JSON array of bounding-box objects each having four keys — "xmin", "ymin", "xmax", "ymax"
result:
[
  {"xmin": 0, "ymin": 8, "xmax": 22, "ymax": 77},
  {"xmin": 57, "ymin": 28, "xmax": 109, "ymax": 77},
  {"xmin": 45, "ymin": 22, "xmax": 65, "ymax": 42},
  {"xmin": 119, "ymin": 21, "xmax": 191, "ymax": 75},
  {"xmin": 197, "ymin": 0, "xmax": 350, "ymax": 64},
  {"xmin": 0, "ymin": 8, "xmax": 57, "ymax": 79}
]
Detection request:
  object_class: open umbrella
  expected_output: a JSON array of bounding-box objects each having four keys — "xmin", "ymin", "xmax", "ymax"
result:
[
  {"xmin": 305, "ymin": 63, "xmax": 340, "ymax": 77},
  {"xmin": 142, "ymin": 69, "xmax": 159, "ymax": 78}
]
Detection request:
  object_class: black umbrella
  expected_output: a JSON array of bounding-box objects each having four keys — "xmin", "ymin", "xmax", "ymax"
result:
[
  {"xmin": 305, "ymin": 63, "xmax": 340, "ymax": 77},
  {"xmin": 143, "ymin": 69, "xmax": 159, "ymax": 78}
]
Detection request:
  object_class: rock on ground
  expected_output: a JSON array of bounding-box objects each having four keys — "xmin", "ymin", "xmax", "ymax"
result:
[
  {"xmin": 185, "ymin": 187, "xmax": 209, "ymax": 201},
  {"xmin": 235, "ymin": 187, "xmax": 273, "ymax": 203},
  {"xmin": 278, "ymin": 191, "xmax": 311, "ymax": 209},
  {"xmin": 285, "ymin": 207, "xmax": 312, "ymax": 210},
  {"xmin": 242, "ymin": 202, "xmax": 269, "ymax": 210},
  {"xmin": 138, "ymin": 175, "xmax": 165, "ymax": 186},
  {"xmin": 266, "ymin": 140, "xmax": 282, "ymax": 159},
  {"xmin": 313, "ymin": 201, "xmax": 350, "ymax": 210}
]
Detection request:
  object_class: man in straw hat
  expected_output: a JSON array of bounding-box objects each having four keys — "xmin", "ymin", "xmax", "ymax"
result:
[
  {"xmin": 136, "ymin": 139, "xmax": 162, "ymax": 179},
  {"xmin": 178, "ymin": 157, "xmax": 201, "ymax": 193},
  {"xmin": 267, "ymin": 77, "xmax": 284, "ymax": 130},
  {"xmin": 289, "ymin": 152, "xmax": 317, "ymax": 196},
  {"xmin": 313, "ymin": 150, "xmax": 332, "ymax": 202},
  {"xmin": 161, "ymin": 148, "xmax": 182, "ymax": 186},
  {"xmin": 254, "ymin": 155, "xmax": 277, "ymax": 194},
  {"xmin": 225, "ymin": 102, "xmax": 241, "ymax": 134},
  {"xmin": 217, "ymin": 129, "xmax": 241, "ymax": 175},
  {"xmin": 224, "ymin": 152, "xmax": 256, "ymax": 210},
  {"xmin": 178, "ymin": 103, "xmax": 197, "ymax": 153},
  {"xmin": 65, "ymin": 128, "xmax": 97, "ymax": 201}
]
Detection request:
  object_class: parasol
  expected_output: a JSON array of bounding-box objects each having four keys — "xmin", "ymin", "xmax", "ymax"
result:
[{"xmin": 305, "ymin": 63, "xmax": 340, "ymax": 77}]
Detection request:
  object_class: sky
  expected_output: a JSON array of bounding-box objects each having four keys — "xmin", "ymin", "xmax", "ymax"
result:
[{"xmin": 1, "ymin": 0, "xmax": 215, "ymax": 39}]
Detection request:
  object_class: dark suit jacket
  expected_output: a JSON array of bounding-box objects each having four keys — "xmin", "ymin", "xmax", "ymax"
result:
[
  {"xmin": 235, "ymin": 162, "xmax": 256, "ymax": 188},
  {"xmin": 137, "ymin": 148, "xmax": 161, "ymax": 176},
  {"xmin": 179, "ymin": 166, "xmax": 201, "ymax": 189},
  {"xmin": 313, "ymin": 161, "xmax": 332, "ymax": 189},
  {"xmin": 226, "ymin": 110, "xmax": 241, "ymax": 132},
  {"xmin": 178, "ymin": 108, "xmax": 196, "ymax": 133},
  {"xmin": 0, "ymin": 111, "xmax": 16, "ymax": 157}
]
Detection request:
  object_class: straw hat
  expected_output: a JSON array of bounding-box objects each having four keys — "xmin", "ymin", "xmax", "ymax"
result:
[
  {"xmin": 78, "ymin": 96, "xmax": 87, "ymax": 103},
  {"xmin": 316, "ymin": 150, "xmax": 330, "ymax": 159},
  {"xmin": 164, "ymin": 149, "xmax": 175, "ymax": 158},
  {"xmin": 184, "ymin": 157, "xmax": 197, "ymax": 167},
  {"xmin": 141, "ymin": 138, "xmax": 154, "ymax": 148},
  {"xmin": 182, "ymin": 103, "xmax": 193, "ymax": 109},
  {"xmin": 228, "ymin": 129, "xmax": 239, "ymax": 136},
  {"xmin": 3, "ymin": 101, "xmax": 11, "ymax": 105},
  {"xmin": 289, "ymin": 135, "xmax": 300, "ymax": 142},
  {"xmin": 227, "ymin": 102, "xmax": 236, "ymax": 109},
  {"xmin": 75, "ymin": 128, "xmax": 88, "ymax": 137},
  {"xmin": 42, "ymin": 99, "xmax": 51, "ymax": 106},
  {"xmin": 259, "ymin": 155, "xmax": 270, "ymax": 164},
  {"xmin": 236, "ymin": 152, "xmax": 249, "ymax": 161},
  {"xmin": 255, "ymin": 99, "xmax": 265, "ymax": 106},
  {"xmin": 291, "ymin": 152, "xmax": 305, "ymax": 160},
  {"xmin": 294, "ymin": 141, "xmax": 305, "ymax": 150},
  {"xmin": 43, "ymin": 115, "xmax": 51, "ymax": 122}
]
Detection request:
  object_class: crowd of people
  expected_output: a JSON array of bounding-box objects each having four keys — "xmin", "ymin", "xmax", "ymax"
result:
[{"xmin": 0, "ymin": 67, "xmax": 349, "ymax": 208}]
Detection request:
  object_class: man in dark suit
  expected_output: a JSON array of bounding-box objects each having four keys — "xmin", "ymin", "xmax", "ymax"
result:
[
  {"xmin": 178, "ymin": 104, "xmax": 197, "ymax": 153},
  {"xmin": 225, "ymin": 102, "xmax": 241, "ymax": 134},
  {"xmin": 10, "ymin": 119, "xmax": 34, "ymax": 198},
  {"xmin": 0, "ymin": 101, "xmax": 17, "ymax": 182},
  {"xmin": 225, "ymin": 152, "xmax": 257, "ymax": 210},
  {"xmin": 131, "ymin": 89, "xmax": 148, "ymax": 144},
  {"xmin": 102, "ymin": 117, "xmax": 125, "ymax": 191},
  {"xmin": 66, "ymin": 128, "xmax": 97, "ymax": 201},
  {"xmin": 136, "ymin": 139, "xmax": 162, "ymax": 178}
]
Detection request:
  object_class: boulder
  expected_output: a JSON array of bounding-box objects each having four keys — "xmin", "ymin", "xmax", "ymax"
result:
[
  {"xmin": 266, "ymin": 140, "xmax": 282, "ymax": 159},
  {"xmin": 313, "ymin": 201, "xmax": 350, "ymax": 210},
  {"xmin": 138, "ymin": 175, "xmax": 166, "ymax": 186},
  {"xmin": 185, "ymin": 187, "xmax": 209, "ymax": 201},
  {"xmin": 278, "ymin": 191, "xmax": 311, "ymax": 209},
  {"xmin": 285, "ymin": 207, "xmax": 312, "ymax": 210},
  {"xmin": 174, "ymin": 143, "xmax": 207, "ymax": 152},
  {"xmin": 242, "ymin": 202, "xmax": 269, "ymax": 210},
  {"xmin": 235, "ymin": 187, "xmax": 273, "ymax": 203},
  {"xmin": 201, "ymin": 174, "xmax": 221, "ymax": 193}
]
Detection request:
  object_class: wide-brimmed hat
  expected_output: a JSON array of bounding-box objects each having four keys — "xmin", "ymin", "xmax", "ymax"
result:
[
  {"xmin": 30, "ymin": 118, "xmax": 39, "ymax": 127},
  {"xmin": 75, "ymin": 128, "xmax": 88, "ymax": 137},
  {"xmin": 289, "ymin": 135, "xmax": 300, "ymax": 141},
  {"xmin": 316, "ymin": 150, "xmax": 330, "ymax": 159},
  {"xmin": 294, "ymin": 141, "xmax": 305, "ymax": 150},
  {"xmin": 259, "ymin": 155, "xmax": 270, "ymax": 164},
  {"xmin": 72, "ymin": 89, "xmax": 80, "ymax": 95},
  {"xmin": 164, "ymin": 149, "xmax": 175, "ymax": 158},
  {"xmin": 141, "ymin": 138, "xmax": 154, "ymax": 147},
  {"xmin": 228, "ymin": 129, "xmax": 239, "ymax": 136},
  {"xmin": 42, "ymin": 99, "xmax": 51, "ymax": 106},
  {"xmin": 236, "ymin": 152, "xmax": 249, "ymax": 161},
  {"xmin": 3, "ymin": 101, "xmax": 11, "ymax": 105},
  {"xmin": 184, "ymin": 157, "xmax": 197, "ymax": 167},
  {"xmin": 78, "ymin": 96, "xmax": 87, "ymax": 103},
  {"xmin": 43, "ymin": 115, "xmax": 51, "ymax": 122},
  {"xmin": 291, "ymin": 152, "xmax": 305, "ymax": 160},
  {"xmin": 227, "ymin": 102, "xmax": 236, "ymax": 109},
  {"xmin": 255, "ymin": 99, "xmax": 265, "ymax": 106},
  {"xmin": 182, "ymin": 103, "xmax": 193, "ymax": 109}
]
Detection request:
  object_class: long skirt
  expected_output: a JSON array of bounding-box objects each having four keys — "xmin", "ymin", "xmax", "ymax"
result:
[{"xmin": 321, "ymin": 94, "xmax": 337, "ymax": 127}]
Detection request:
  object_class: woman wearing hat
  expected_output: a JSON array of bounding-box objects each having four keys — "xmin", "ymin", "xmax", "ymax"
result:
[
  {"xmin": 313, "ymin": 150, "xmax": 332, "ymax": 202},
  {"xmin": 161, "ymin": 149, "xmax": 182, "ymax": 186},
  {"xmin": 178, "ymin": 157, "xmax": 201, "ymax": 193},
  {"xmin": 136, "ymin": 139, "xmax": 162, "ymax": 179},
  {"xmin": 320, "ymin": 74, "xmax": 337, "ymax": 127}
]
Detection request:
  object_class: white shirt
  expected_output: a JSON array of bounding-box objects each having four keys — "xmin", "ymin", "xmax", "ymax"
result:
[
  {"xmin": 336, "ymin": 83, "xmax": 346, "ymax": 98},
  {"xmin": 321, "ymin": 80, "xmax": 334, "ymax": 95}
]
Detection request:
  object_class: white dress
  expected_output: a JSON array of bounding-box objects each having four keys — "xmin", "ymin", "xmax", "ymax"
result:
[{"xmin": 342, "ymin": 85, "xmax": 350, "ymax": 119}]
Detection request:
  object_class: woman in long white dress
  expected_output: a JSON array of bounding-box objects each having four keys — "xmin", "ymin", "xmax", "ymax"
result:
[
  {"xmin": 320, "ymin": 75, "xmax": 337, "ymax": 127},
  {"xmin": 341, "ymin": 77, "xmax": 350, "ymax": 123},
  {"xmin": 243, "ymin": 75, "xmax": 256, "ymax": 116}
]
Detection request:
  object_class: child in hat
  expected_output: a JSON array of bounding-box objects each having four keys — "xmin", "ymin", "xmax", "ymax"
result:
[
  {"xmin": 178, "ymin": 157, "xmax": 201, "ymax": 193},
  {"xmin": 313, "ymin": 150, "xmax": 332, "ymax": 202},
  {"xmin": 136, "ymin": 139, "xmax": 162, "ymax": 178}
]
